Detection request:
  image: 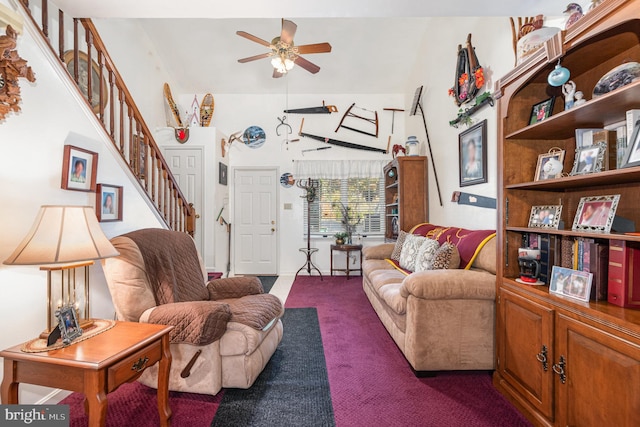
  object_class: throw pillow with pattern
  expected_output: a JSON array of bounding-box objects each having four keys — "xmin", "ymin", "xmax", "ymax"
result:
[
  {"xmin": 390, "ymin": 230, "xmax": 408, "ymax": 261},
  {"xmin": 414, "ymin": 238, "xmax": 441, "ymax": 272},
  {"xmin": 431, "ymin": 242, "xmax": 461, "ymax": 270},
  {"xmin": 399, "ymin": 234, "xmax": 427, "ymax": 271}
]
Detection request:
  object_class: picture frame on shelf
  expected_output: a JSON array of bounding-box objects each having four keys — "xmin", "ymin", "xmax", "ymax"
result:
[
  {"xmin": 534, "ymin": 150, "xmax": 565, "ymax": 181},
  {"xmin": 96, "ymin": 183, "xmax": 123, "ymax": 222},
  {"xmin": 572, "ymin": 194, "xmax": 620, "ymax": 233},
  {"xmin": 529, "ymin": 97, "xmax": 555, "ymax": 125},
  {"xmin": 575, "ymin": 128, "xmax": 604, "ymax": 148},
  {"xmin": 61, "ymin": 145, "xmax": 98, "ymax": 192},
  {"xmin": 528, "ymin": 205, "xmax": 563, "ymax": 229},
  {"xmin": 550, "ymin": 266, "xmax": 593, "ymax": 302},
  {"xmin": 55, "ymin": 304, "xmax": 83, "ymax": 345},
  {"xmin": 621, "ymin": 118, "xmax": 640, "ymax": 168},
  {"xmin": 458, "ymin": 119, "xmax": 487, "ymax": 187},
  {"xmin": 569, "ymin": 142, "xmax": 606, "ymax": 175}
]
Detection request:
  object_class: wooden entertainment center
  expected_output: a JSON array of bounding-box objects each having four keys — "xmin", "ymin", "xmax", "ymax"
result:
[{"xmin": 494, "ymin": 1, "xmax": 640, "ymax": 426}]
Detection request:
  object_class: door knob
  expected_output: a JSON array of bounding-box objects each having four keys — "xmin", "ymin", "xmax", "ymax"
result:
[{"xmin": 271, "ymin": 228, "xmax": 276, "ymax": 232}]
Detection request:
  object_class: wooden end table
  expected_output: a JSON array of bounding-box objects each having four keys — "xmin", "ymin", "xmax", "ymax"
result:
[
  {"xmin": 1, "ymin": 321, "xmax": 173, "ymax": 427},
  {"xmin": 330, "ymin": 244, "xmax": 363, "ymax": 279}
]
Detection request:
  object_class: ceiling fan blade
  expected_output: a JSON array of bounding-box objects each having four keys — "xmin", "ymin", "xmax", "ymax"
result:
[
  {"xmin": 296, "ymin": 42, "xmax": 332, "ymax": 55},
  {"xmin": 281, "ymin": 19, "xmax": 297, "ymax": 45},
  {"xmin": 236, "ymin": 31, "xmax": 271, "ymax": 47},
  {"xmin": 237, "ymin": 52, "xmax": 272, "ymax": 63},
  {"xmin": 273, "ymin": 69, "xmax": 285, "ymax": 79},
  {"xmin": 294, "ymin": 55, "xmax": 321, "ymax": 74}
]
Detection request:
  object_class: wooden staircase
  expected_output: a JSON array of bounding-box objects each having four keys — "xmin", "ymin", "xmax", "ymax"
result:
[{"xmin": 16, "ymin": 0, "xmax": 196, "ymax": 235}]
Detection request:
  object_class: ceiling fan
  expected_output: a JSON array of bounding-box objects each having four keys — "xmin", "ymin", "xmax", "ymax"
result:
[{"xmin": 236, "ymin": 19, "xmax": 332, "ymax": 78}]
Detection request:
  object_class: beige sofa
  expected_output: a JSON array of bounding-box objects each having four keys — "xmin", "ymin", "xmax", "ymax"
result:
[{"xmin": 362, "ymin": 223, "xmax": 496, "ymax": 374}]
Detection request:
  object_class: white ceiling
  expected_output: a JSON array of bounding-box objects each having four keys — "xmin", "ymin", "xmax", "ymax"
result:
[{"xmin": 53, "ymin": 0, "xmax": 573, "ymax": 94}]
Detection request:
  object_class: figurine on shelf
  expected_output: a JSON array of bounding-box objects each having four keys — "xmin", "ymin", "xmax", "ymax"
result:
[
  {"xmin": 564, "ymin": 3, "xmax": 584, "ymax": 30},
  {"xmin": 562, "ymin": 80, "xmax": 577, "ymax": 110},
  {"xmin": 574, "ymin": 91, "xmax": 586, "ymax": 107}
]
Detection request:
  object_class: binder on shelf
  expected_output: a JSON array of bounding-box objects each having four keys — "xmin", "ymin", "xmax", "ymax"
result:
[
  {"xmin": 589, "ymin": 242, "xmax": 609, "ymax": 301},
  {"xmin": 607, "ymin": 240, "xmax": 640, "ymax": 308}
]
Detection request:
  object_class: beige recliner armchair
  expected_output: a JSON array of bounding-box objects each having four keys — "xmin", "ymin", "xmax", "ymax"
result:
[{"xmin": 101, "ymin": 228, "xmax": 284, "ymax": 396}]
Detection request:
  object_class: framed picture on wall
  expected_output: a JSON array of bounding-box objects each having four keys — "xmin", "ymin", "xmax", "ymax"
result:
[
  {"xmin": 458, "ymin": 119, "xmax": 487, "ymax": 187},
  {"xmin": 96, "ymin": 183, "xmax": 123, "ymax": 222},
  {"xmin": 219, "ymin": 162, "xmax": 228, "ymax": 186},
  {"xmin": 61, "ymin": 145, "xmax": 98, "ymax": 192}
]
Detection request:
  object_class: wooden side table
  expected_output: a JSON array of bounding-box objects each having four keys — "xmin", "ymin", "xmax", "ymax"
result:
[
  {"xmin": 1, "ymin": 321, "xmax": 173, "ymax": 427},
  {"xmin": 330, "ymin": 244, "xmax": 363, "ymax": 279}
]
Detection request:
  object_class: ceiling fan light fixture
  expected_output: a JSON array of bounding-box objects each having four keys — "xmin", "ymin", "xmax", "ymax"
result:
[{"xmin": 271, "ymin": 56, "xmax": 295, "ymax": 73}]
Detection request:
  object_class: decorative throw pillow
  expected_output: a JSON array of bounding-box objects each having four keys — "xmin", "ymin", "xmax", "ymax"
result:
[
  {"xmin": 399, "ymin": 234, "xmax": 427, "ymax": 271},
  {"xmin": 431, "ymin": 242, "xmax": 461, "ymax": 270},
  {"xmin": 390, "ymin": 230, "xmax": 408, "ymax": 261},
  {"xmin": 414, "ymin": 238, "xmax": 441, "ymax": 272}
]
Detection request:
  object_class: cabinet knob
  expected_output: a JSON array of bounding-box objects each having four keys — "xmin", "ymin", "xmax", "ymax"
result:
[
  {"xmin": 552, "ymin": 355, "xmax": 566, "ymax": 384},
  {"xmin": 535, "ymin": 345, "xmax": 548, "ymax": 371},
  {"xmin": 131, "ymin": 356, "xmax": 149, "ymax": 373}
]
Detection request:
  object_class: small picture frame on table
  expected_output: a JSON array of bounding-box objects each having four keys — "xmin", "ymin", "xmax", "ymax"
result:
[
  {"xmin": 550, "ymin": 266, "xmax": 593, "ymax": 302},
  {"xmin": 534, "ymin": 150, "xmax": 565, "ymax": 181},
  {"xmin": 569, "ymin": 143, "xmax": 606, "ymax": 175},
  {"xmin": 458, "ymin": 119, "xmax": 488, "ymax": 187},
  {"xmin": 96, "ymin": 184, "xmax": 123, "ymax": 222},
  {"xmin": 572, "ymin": 194, "xmax": 620, "ymax": 233},
  {"xmin": 621, "ymin": 118, "xmax": 640, "ymax": 168},
  {"xmin": 529, "ymin": 98, "xmax": 555, "ymax": 125},
  {"xmin": 61, "ymin": 145, "xmax": 98, "ymax": 192},
  {"xmin": 55, "ymin": 304, "xmax": 83, "ymax": 345},
  {"xmin": 528, "ymin": 205, "xmax": 563, "ymax": 229}
]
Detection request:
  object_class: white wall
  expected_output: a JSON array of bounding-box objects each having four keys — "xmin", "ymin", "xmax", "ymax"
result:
[{"xmin": 0, "ymin": 0, "xmax": 163, "ymax": 403}]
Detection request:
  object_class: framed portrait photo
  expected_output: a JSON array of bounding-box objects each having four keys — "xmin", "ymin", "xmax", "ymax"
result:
[
  {"xmin": 534, "ymin": 150, "xmax": 565, "ymax": 181},
  {"xmin": 529, "ymin": 97, "xmax": 555, "ymax": 125},
  {"xmin": 528, "ymin": 205, "xmax": 563, "ymax": 229},
  {"xmin": 63, "ymin": 50, "xmax": 108, "ymax": 114},
  {"xmin": 621, "ymin": 118, "xmax": 640, "ymax": 168},
  {"xmin": 569, "ymin": 142, "xmax": 606, "ymax": 175},
  {"xmin": 61, "ymin": 145, "xmax": 98, "ymax": 192},
  {"xmin": 55, "ymin": 304, "xmax": 83, "ymax": 345},
  {"xmin": 96, "ymin": 184, "xmax": 123, "ymax": 222},
  {"xmin": 572, "ymin": 194, "xmax": 620, "ymax": 233},
  {"xmin": 459, "ymin": 119, "xmax": 487, "ymax": 187},
  {"xmin": 550, "ymin": 266, "xmax": 593, "ymax": 302}
]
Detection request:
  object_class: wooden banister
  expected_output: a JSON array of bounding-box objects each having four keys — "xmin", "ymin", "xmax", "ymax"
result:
[{"xmin": 17, "ymin": 0, "xmax": 195, "ymax": 236}]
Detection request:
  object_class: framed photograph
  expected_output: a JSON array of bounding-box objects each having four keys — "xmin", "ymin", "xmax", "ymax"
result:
[
  {"xmin": 529, "ymin": 97, "xmax": 555, "ymax": 125},
  {"xmin": 459, "ymin": 119, "xmax": 487, "ymax": 187},
  {"xmin": 63, "ymin": 50, "xmax": 108, "ymax": 114},
  {"xmin": 572, "ymin": 194, "xmax": 620, "ymax": 233},
  {"xmin": 55, "ymin": 304, "xmax": 83, "ymax": 345},
  {"xmin": 621, "ymin": 118, "xmax": 640, "ymax": 168},
  {"xmin": 569, "ymin": 143, "xmax": 606, "ymax": 175},
  {"xmin": 575, "ymin": 128, "xmax": 604, "ymax": 148},
  {"xmin": 528, "ymin": 205, "xmax": 563, "ymax": 229},
  {"xmin": 534, "ymin": 150, "xmax": 565, "ymax": 181},
  {"xmin": 61, "ymin": 145, "xmax": 98, "ymax": 192},
  {"xmin": 219, "ymin": 162, "xmax": 228, "ymax": 186},
  {"xmin": 96, "ymin": 184, "xmax": 123, "ymax": 222},
  {"xmin": 550, "ymin": 266, "xmax": 593, "ymax": 302}
]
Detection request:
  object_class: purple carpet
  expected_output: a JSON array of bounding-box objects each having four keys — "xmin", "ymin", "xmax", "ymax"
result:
[{"xmin": 286, "ymin": 275, "xmax": 532, "ymax": 427}]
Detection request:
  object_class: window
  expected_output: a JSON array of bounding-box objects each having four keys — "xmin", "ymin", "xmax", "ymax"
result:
[{"xmin": 304, "ymin": 177, "xmax": 385, "ymax": 237}]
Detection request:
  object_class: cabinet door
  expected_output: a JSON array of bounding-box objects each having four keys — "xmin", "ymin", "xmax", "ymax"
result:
[
  {"xmin": 555, "ymin": 314, "xmax": 640, "ymax": 427},
  {"xmin": 499, "ymin": 287, "xmax": 555, "ymax": 420}
]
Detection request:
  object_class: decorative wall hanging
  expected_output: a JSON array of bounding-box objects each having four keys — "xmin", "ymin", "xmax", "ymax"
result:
[
  {"xmin": 458, "ymin": 119, "xmax": 488, "ymax": 187},
  {"xmin": 200, "ymin": 93, "xmax": 214, "ymax": 126},
  {"xmin": 449, "ymin": 34, "xmax": 484, "ymax": 107},
  {"xmin": 61, "ymin": 145, "xmax": 98, "ymax": 192},
  {"xmin": 280, "ymin": 172, "xmax": 295, "ymax": 188},
  {"xmin": 219, "ymin": 162, "xmax": 228, "ymax": 186},
  {"xmin": 96, "ymin": 183, "xmax": 123, "ymax": 222},
  {"xmin": 187, "ymin": 94, "xmax": 200, "ymax": 127},
  {"xmin": 335, "ymin": 103, "xmax": 379, "ymax": 138},
  {"xmin": 0, "ymin": 25, "xmax": 35, "ymax": 122},
  {"xmin": 242, "ymin": 125, "xmax": 266, "ymax": 149},
  {"xmin": 63, "ymin": 50, "xmax": 108, "ymax": 114},
  {"xmin": 298, "ymin": 118, "xmax": 386, "ymax": 153},
  {"xmin": 284, "ymin": 101, "xmax": 337, "ymax": 114},
  {"xmin": 163, "ymin": 82, "xmax": 189, "ymax": 143}
]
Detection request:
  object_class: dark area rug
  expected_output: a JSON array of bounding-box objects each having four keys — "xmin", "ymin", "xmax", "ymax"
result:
[
  {"xmin": 257, "ymin": 275, "xmax": 278, "ymax": 293},
  {"xmin": 211, "ymin": 307, "xmax": 335, "ymax": 427}
]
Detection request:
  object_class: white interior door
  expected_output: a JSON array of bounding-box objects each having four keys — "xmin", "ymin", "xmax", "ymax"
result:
[
  {"xmin": 233, "ymin": 168, "xmax": 278, "ymax": 275},
  {"xmin": 163, "ymin": 147, "xmax": 204, "ymax": 257}
]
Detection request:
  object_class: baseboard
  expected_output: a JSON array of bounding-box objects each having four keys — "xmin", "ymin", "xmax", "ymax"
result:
[{"xmin": 36, "ymin": 389, "xmax": 72, "ymax": 405}]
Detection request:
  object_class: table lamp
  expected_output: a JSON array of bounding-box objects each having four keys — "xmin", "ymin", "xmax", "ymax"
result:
[{"xmin": 3, "ymin": 205, "xmax": 119, "ymax": 337}]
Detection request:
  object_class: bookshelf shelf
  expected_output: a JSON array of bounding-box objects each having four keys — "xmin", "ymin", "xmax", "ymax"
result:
[{"xmin": 506, "ymin": 227, "xmax": 640, "ymax": 243}]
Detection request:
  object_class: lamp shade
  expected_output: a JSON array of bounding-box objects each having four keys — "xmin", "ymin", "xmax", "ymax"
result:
[{"xmin": 3, "ymin": 205, "xmax": 119, "ymax": 265}]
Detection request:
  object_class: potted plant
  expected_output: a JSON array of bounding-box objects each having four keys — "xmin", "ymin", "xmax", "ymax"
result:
[{"xmin": 334, "ymin": 232, "xmax": 349, "ymax": 245}]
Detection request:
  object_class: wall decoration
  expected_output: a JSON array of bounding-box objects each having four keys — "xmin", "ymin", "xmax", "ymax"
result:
[
  {"xmin": 284, "ymin": 102, "xmax": 338, "ymax": 114},
  {"xmin": 449, "ymin": 34, "xmax": 485, "ymax": 107},
  {"xmin": 335, "ymin": 103, "xmax": 379, "ymax": 138},
  {"xmin": 458, "ymin": 119, "xmax": 487, "ymax": 187},
  {"xmin": 569, "ymin": 143, "xmax": 606, "ymax": 175},
  {"xmin": 63, "ymin": 50, "xmax": 108, "ymax": 114},
  {"xmin": 200, "ymin": 93, "xmax": 214, "ymax": 126},
  {"xmin": 528, "ymin": 205, "xmax": 563, "ymax": 229},
  {"xmin": 0, "ymin": 25, "xmax": 36, "ymax": 122},
  {"xmin": 572, "ymin": 194, "xmax": 620, "ymax": 233},
  {"xmin": 96, "ymin": 183, "xmax": 123, "ymax": 222},
  {"xmin": 550, "ymin": 266, "xmax": 592, "ymax": 302},
  {"xmin": 61, "ymin": 145, "xmax": 98, "ymax": 192},
  {"xmin": 534, "ymin": 149, "xmax": 565, "ymax": 181},
  {"xmin": 298, "ymin": 118, "xmax": 386, "ymax": 153},
  {"xmin": 621, "ymin": 119, "xmax": 640, "ymax": 168},
  {"xmin": 280, "ymin": 173, "xmax": 295, "ymax": 188},
  {"xmin": 242, "ymin": 125, "xmax": 266, "ymax": 149},
  {"xmin": 529, "ymin": 98, "xmax": 555, "ymax": 125},
  {"xmin": 219, "ymin": 162, "xmax": 228, "ymax": 186}
]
